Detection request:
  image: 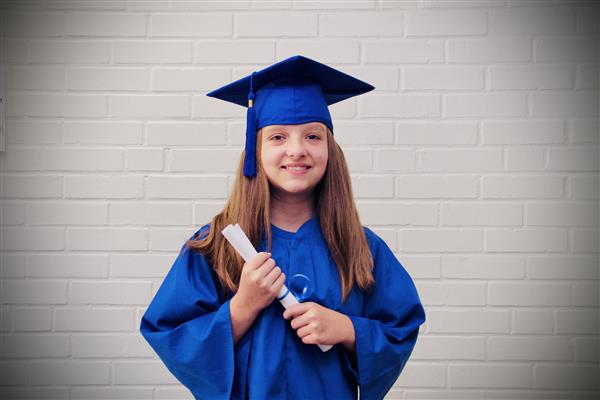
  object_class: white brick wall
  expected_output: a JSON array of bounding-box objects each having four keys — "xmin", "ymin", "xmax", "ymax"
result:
[{"xmin": 0, "ymin": 0, "xmax": 598, "ymax": 399}]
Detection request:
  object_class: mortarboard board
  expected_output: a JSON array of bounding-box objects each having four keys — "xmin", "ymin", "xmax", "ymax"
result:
[{"xmin": 206, "ymin": 55, "xmax": 375, "ymax": 178}]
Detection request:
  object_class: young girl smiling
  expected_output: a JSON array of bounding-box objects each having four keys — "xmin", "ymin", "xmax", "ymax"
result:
[{"xmin": 140, "ymin": 55, "xmax": 426, "ymax": 400}]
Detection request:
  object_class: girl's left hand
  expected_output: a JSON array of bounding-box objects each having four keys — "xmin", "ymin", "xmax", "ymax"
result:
[{"xmin": 283, "ymin": 302, "xmax": 354, "ymax": 347}]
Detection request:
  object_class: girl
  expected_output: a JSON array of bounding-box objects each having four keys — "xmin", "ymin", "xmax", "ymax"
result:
[{"xmin": 140, "ymin": 55, "xmax": 426, "ymax": 400}]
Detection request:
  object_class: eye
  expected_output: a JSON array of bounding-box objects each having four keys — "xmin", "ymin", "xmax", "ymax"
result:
[
  {"xmin": 270, "ymin": 134, "xmax": 285, "ymax": 141},
  {"xmin": 307, "ymin": 133, "xmax": 321, "ymax": 140}
]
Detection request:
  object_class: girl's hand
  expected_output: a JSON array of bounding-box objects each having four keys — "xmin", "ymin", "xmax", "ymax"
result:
[
  {"xmin": 234, "ymin": 252, "xmax": 286, "ymax": 316},
  {"xmin": 283, "ymin": 302, "xmax": 355, "ymax": 348}
]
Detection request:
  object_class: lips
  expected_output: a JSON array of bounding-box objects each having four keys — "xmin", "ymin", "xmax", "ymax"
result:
[{"xmin": 281, "ymin": 164, "xmax": 311, "ymax": 170}]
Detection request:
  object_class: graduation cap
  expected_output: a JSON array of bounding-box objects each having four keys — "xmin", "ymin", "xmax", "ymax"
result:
[{"xmin": 206, "ymin": 55, "xmax": 375, "ymax": 178}]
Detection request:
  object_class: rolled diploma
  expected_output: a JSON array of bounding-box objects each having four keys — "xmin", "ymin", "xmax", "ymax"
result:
[{"xmin": 221, "ymin": 223, "xmax": 333, "ymax": 352}]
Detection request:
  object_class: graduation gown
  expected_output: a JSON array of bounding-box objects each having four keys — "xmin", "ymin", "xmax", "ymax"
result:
[{"xmin": 140, "ymin": 215, "xmax": 426, "ymax": 400}]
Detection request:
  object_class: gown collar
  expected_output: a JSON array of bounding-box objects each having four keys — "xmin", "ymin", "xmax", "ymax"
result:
[{"xmin": 270, "ymin": 214, "xmax": 321, "ymax": 242}]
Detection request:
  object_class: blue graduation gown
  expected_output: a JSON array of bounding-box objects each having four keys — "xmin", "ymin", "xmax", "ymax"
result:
[{"xmin": 140, "ymin": 215, "xmax": 426, "ymax": 400}]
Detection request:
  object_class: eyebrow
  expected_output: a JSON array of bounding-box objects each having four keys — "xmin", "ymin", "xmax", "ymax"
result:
[{"xmin": 266, "ymin": 124, "xmax": 325, "ymax": 132}]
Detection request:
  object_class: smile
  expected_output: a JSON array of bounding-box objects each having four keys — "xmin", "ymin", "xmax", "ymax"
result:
[{"xmin": 282, "ymin": 166, "xmax": 310, "ymax": 174}]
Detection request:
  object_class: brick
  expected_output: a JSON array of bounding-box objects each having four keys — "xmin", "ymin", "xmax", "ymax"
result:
[
  {"xmin": 5, "ymin": 39, "xmax": 28, "ymax": 63},
  {"xmin": 29, "ymin": 40, "xmax": 110, "ymax": 63},
  {"xmin": 535, "ymin": 365, "xmax": 599, "ymax": 390},
  {"xmin": 11, "ymin": 307, "xmax": 52, "ymax": 332},
  {"xmin": 1, "ymin": 175, "xmax": 62, "ymax": 199},
  {"xmin": 67, "ymin": 228, "xmax": 147, "ymax": 251},
  {"xmin": 277, "ymin": 41, "xmax": 360, "ymax": 63},
  {"xmin": 556, "ymin": 309, "xmax": 599, "ymax": 334},
  {"xmin": 569, "ymin": 175, "xmax": 599, "ymax": 200},
  {"xmin": 1, "ymin": 334, "xmax": 70, "ymax": 358},
  {"xmin": 333, "ymin": 122, "xmax": 394, "ymax": 145},
  {"xmin": 169, "ymin": 149, "xmax": 240, "ymax": 172},
  {"xmin": 441, "ymin": 202, "xmax": 522, "ymax": 227},
  {"xmin": 41, "ymin": 149, "xmax": 124, "ymax": 171},
  {"xmin": 570, "ymin": 118, "xmax": 599, "ymax": 144},
  {"xmin": 530, "ymin": 255, "xmax": 599, "ymax": 280},
  {"xmin": 448, "ymin": 38, "xmax": 531, "ymax": 63},
  {"xmin": 8, "ymin": 66, "xmax": 65, "ymax": 90},
  {"xmin": 114, "ymin": 41, "xmax": 192, "ymax": 64},
  {"xmin": 573, "ymin": 282, "xmax": 599, "ymax": 306},
  {"xmin": 194, "ymin": 42, "xmax": 274, "ymax": 64},
  {"xmin": 532, "ymin": 92, "xmax": 598, "ymax": 118},
  {"xmin": 293, "ymin": 0, "xmax": 374, "ymax": 10},
  {"xmin": 487, "ymin": 228, "xmax": 568, "ymax": 252},
  {"xmin": 420, "ymin": 148, "xmax": 503, "ymax": 172},
  {"xmin": 65, "ymin": 175, "xmax": 144, "ymax": 199},
  {"xmin": 151, "ymin": 68, "xmax": 231, "ymax": 91},
  {"xmin": 29, "ymin": 362, "xmax": 110, "ymax": 385},
  {"xmin": 536, "ymin": 36, "xmax": 598, "ymax": 62},
  {"xmin": 45, "ymin": 1, "xmax": 126, "ymax": 10},
  {"xmin": 320, "ymin": 12, "xmax": 403, "ymax": 37},
  {"xmin": 71, "ymin": 281, "xmax": 152, "ymax": 305},
  {"xmin": 404, "ymin": 66, "xmax": 484, "ymax": 90},
  {"xmin": 574, "ymin": 337, "xmax": 599, "ymax": 363},
  {"xmin": 362, "ymin": 94, "xmax": 440, "ymax": 118},
  {"xmin": 8, "ymin": 94, "xmax": 108, "ymax": 118},
  {"xmin": 443, "ymin": 255, "xmax": 525, "ymax": 279},
  {"xmin": 126, "ymin": 148, "xmax": 164, "ymax": 171},
  {"xmin": 64, "ymin": 121, "xmax": 143, "ymax": 145},
  {"xmin": 571, "ymin": 228, "xmax": 599, "ymax": 253},
  {"xmin": 351, "ymin": 175, "xmax": 394, "ymax": 198},
  {"xmin": 428, "ymin": 310, "xmax": 510, "ymax": 333},
  {"xmin": 147, "ymin": 122, "xmax": 227, "ymax": 146},
  {"xmin": 26, "ymin": 202, "xmax": 108, "ymax": 225},
  {"xmin": 374, "ymin": 148, "xmax": 414, "ymax": 171},
  {"xmin": 6, "ymin": 121, "xmax": 62, "ymax": 145},
  {"xmin": 406, "ymin": 10, "xmax": 486, "ymax": 36},
  {"xmin": 238, "ymin": 13, "xmax": 317, "ymax": 37},
  {"xmin": 55, "ymin": 308, "xmax": 134, "ymax": 331},
  {"xmin": 113, "ymin": 361, "xmax": 179, "ymax": 384},
  {"xmin": 490, "ymin": 65, "xmax": 573, "ymax": 90},
  {"xmin": 449, "ymin": 364, "xmax": 531, "ymax": 388},
  {"xmin": 194, "ymin": 202, "xmax": 225, "ymax": 225},
  {"xmin": 488, "ymin": 8, "xmax": 575, "ymax": 35},
  {"xmin": 399, "ymin": 229, "xmax": 483, "ymax": 252},
  {"xmin": 364, "ymin": 39, "xmax": 444, "ymax": 63},
  {"xmin": 482, "ymin": 120, "xmax": 564, "ymax": 145},
  {"xmin": 110, "ymin": 254, "xmax": 174, "ymax": 278},
  {"xmin": 110, "ymin": 95, "xmax": 189, "ymax": 118},
  {"xmin": 2, "ymin": 12, "xmax": 64, "ymax": 37},
  {"xmin": 67, "ymin": 67, "xmax": 149, "ymax": 90},
  {"xmin": 411, "ymin": 336, "xmax": 485, "ymax": 360},
  {"xmin": 1, "ymin": 254, "xmax": 26, "ymax": 278},
  {"xmin": 482, "ymin": 176, "xmax": 563, "ymax": 199},
  {"xmin": 149, "ymin": 228, "xmax": 199, "ymax": 251},
  {"xmin": 65, "ymin": 13, "xmax": 146, "ymax": 36},
  {"xmin": 576, "ymin": 63, "xmax": 598, "ymax": 90},
  {"xmin": 335, "ymin": 66, "xmax": 399, "ymax": 91},
  {"xmin": 110, "ymin": 202, "xmax": 192, "ymax": 225},
  {"xmin": 396, "ymin": 175, "xmax": 478, "ymax": 199},
  {"xmin": 490, "ymin": 282, "xmax": 571, "ymax": 306},
  {"xmin": 576, "ymin": 6, "xmax": 599, "ymax": 33},
  {"xmin": 417, "ymin": 282, "xmax": 485, "ymax": 306},
  {"xmin": 0, "ymin": 148, "xmax": 42, "ymax": 171},
  {"xmin": 1, "ymin": 201, "xmax": 25, "ymax": 227},
  {"xmin": 514, "ymin": 310, "xmax": 554, "ymax": 334},
  {"xmin": 150, "ymin": 13, "xmax": 232, "ymax": 36},
  {"xmin": 0, "ymin": 362, "xmax": 30, "ymax": 385},
  {"xmin": 393, "ymin": 363, "xmax": 446, "ymax": 388},
  {"xmin": 27, "ymin": 254, "xmax": 108, "ymax": 278},
  {"xmin": 506, "ymin": 148, "xmax": 545, "ymax": 171},
  {"xmin": 147, "ymin": 176, "xmax": 228, "ymax": 199},
  {"xmin": 357, "ymin": 202, "xmax": 437, "ymax": 225},
  {"xmin": 488, "ymin": 336, "xmax": 571, "ymax": 361},
  {"xmin": 1, "ymin": 227, "xmax": 65, "ymax": 251},
  {"xmin": 1, "ymin": 279, "xmax": 67, "ymax": 304},
  {"xmin": 548, "ymin": 146, "xmax": 599, "ymax": 171},
  {"xmin": 445, "ymin": 93, "xmax": 527, "ymax": 117},
  {"xmin": 526, "ymin": 202, "xmax": 598, "ymax": 227}
]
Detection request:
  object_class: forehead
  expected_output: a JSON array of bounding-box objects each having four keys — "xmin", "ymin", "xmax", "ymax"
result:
[{"xmin": 263, "ymin": 122, "xmax": 326, "ymax": 131}]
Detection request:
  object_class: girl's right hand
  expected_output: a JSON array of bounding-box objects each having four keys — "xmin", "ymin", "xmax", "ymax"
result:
[{"xmin": 234, "ymin": 252, "xmax": 286, "ymax": 316}]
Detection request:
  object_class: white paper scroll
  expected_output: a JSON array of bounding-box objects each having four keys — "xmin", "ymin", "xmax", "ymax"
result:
[{"xmin": 221, "ymin": 223, "xmax": 333, "ymax": 352}]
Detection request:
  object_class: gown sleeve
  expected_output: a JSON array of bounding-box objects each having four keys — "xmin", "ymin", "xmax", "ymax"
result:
[
  {"xmin": 139, "ymin": 226, "xmax": 239, "ymax": 400},
  {"xmin": 340, "ymin": 228, "xmax": 426, "ymax": 400}
]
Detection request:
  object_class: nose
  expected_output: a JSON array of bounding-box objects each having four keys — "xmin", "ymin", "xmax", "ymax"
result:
[{"xmin": 285, "ymin": 135, "xmax": 307, "ymax": 158}]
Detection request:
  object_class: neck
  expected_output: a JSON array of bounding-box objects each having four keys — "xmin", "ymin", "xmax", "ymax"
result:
[{"xmin": 269, "ymin": 189, "xmax": 315, "ymax": 232}]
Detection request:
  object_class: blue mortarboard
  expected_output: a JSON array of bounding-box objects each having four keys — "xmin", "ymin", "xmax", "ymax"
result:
[{"xmin": 206, "ymin": 55, "xmax": 375, "ymax": 178}]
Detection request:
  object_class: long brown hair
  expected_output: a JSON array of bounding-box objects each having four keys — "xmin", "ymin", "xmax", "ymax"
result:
[{"xmin": 186, "ymin": 128, "xmax": 374, "ymax": 303}]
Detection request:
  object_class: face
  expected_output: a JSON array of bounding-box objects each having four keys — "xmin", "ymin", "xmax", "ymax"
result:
[{"xmin": 260, "ymin": 122, "xmax": 329, "ymax": 198}]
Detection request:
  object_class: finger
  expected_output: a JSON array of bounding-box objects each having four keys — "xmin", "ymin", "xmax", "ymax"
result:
[
  {"xmin": 290, "ymin": 314, "xmax": 310, "ymax": 330},
  {"xmin": 254, "ymin": 257, "xmax": 276, "ymax": 280},
  {"xmin": 283, "ymin": 302, "xmax": 310, "ymax": 320},
  {"xmin": 271, "ymin": 272, "xmax": 286, "ymax": 293},
  {"xmin": 264, "ymin": 265, "xmax": 282, "ymax": 286},
  {"xmin": 245, "ymin": 252, "xmax": 272, "ymax": 272},
  {"xmin": 296, "ymin": 324, "xmax": 313, "ymax": 338}
]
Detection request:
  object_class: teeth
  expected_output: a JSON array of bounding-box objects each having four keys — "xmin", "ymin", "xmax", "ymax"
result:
[{"xmin": 287, "ymin": 166, "xmax": 307, "ymax": 170}]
